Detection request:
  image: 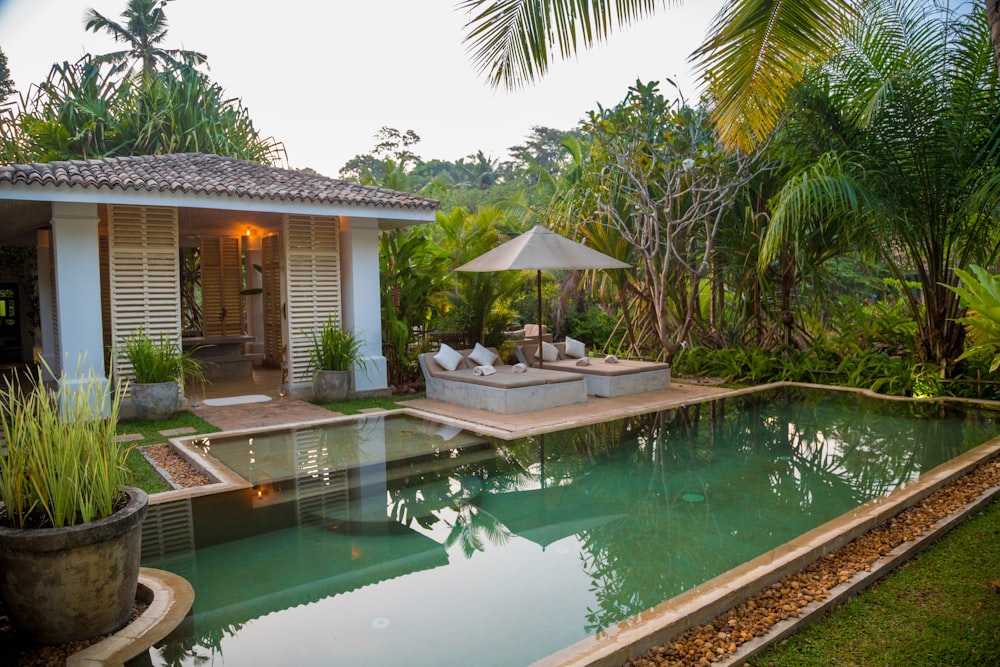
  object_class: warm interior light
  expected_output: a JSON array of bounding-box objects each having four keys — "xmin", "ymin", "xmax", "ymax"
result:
[{"xmin": 245, "ymin": 227, "xmax": 251, "ymax": 236}]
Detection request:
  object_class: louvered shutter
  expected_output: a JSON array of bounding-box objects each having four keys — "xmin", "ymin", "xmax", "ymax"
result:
[
  {"xmin": 283, "ymin": 215, "xmax": 341, "ymax": 384},
  {"xmin": 200, "ymin": 236, "xmax": 243, "ymax": 337},
  {"xmin": 261, "ymin": 234, "xmax": 283, "ymax": 367},
  {"xmin": 108, "ymin": 205, "xmax": 180, "ymax": 382}
]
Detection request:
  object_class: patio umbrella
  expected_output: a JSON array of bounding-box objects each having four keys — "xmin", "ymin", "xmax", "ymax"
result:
[{"xmin": 456, "ymin": 225, "xmax": 629, "ymax": 367}]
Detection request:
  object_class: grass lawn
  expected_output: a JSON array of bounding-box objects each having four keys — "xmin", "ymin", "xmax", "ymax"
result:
[
  {"xmin": 749, "ymin": 497, "xmax": 1000, "ymax": 667},
  {"xmin": 314, "ymin": 392, "xmax": 424, "ymax": 414},
  {"xmin": 117, "ymin": 411, "xmax": 221, "ymax": 495}
]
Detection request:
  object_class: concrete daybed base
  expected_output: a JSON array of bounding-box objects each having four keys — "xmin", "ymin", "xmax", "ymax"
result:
[
  {"xmin": 418, "ymin": 347, "xmax": 587, "ymax": 414},
  {"xmin": 515, "ymin": 342, "xmax": 671, "ymax": 398}
]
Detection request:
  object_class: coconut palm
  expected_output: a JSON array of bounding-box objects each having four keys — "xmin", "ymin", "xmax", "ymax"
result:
[
  {"xmin": 459, "ymin": 0, "xmax": 1000, "ymax": 151},
  {"xmin": 84, "ymin": 0, "xmax": 207, "ymax": 80}
]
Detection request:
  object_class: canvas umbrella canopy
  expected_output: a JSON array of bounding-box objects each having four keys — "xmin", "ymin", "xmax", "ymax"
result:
[{"xmin": 456, "ymin": 225, "xmax": 630, "ymax": 367}]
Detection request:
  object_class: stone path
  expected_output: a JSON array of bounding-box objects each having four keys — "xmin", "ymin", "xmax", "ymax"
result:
[{"xmin": 190, "ymin": 396, "xmax": 343, "ymax": 432}]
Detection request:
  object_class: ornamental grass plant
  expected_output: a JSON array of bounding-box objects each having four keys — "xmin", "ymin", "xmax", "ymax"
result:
[
  {"xmin": 120, "ymin": 328, "xmax": 206, "ymax": 386},
  {"xmin": 0, "ymin": 361, "xmax": 130, "ymax": 529},
  {"xmin": 306, "ymin": 319, "xmax": 368, "ymax": 374}
]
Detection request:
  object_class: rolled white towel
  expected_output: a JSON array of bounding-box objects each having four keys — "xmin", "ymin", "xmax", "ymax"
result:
[
  {"xmin": 473, "ymin": 364, "xmax": 496, "ymax": 376},
  {"xmin": 512, "ymin": 362, "xmax": 528, "ymax": 373},
  {"xmin": 605, "ymin": 354, "xmax": 619, "ymax": 364},
  {"xmin": 576, "ymin": 357, "xmax": 591, "ymax": 366}
]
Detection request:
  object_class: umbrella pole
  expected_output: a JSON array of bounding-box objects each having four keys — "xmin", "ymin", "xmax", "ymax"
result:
[{"xmin": 537, "ymin": 270, "xmax": 543, "ymax": 369}]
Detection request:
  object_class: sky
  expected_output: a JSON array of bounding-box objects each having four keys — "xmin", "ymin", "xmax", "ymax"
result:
[{"xmin": 0, "ymin": 0, "xmax": 725, "ymax": 178}]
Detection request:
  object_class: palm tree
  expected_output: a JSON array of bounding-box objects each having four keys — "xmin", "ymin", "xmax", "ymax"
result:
[
  {"xmin": 459, "ymin": 0, "xmax": 1000, "ymax": 152},
  {"xmin": 762, "ymin": 1, "xmax": 1000, "ymax": 373},
  {"xmin": 84, "ymin": 0, "xmax": 206, "ymax": 80}
]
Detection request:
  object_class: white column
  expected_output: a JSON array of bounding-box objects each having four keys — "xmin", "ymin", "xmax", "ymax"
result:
[
  {"xmin": 340, "ymin": 217, "xmax": 387, "ymax": 392},
  {"xmin": 36, "ymin": 229, "xmax": 57, "ymax": 379},
  {"xmin": 50, "ymin": 203, "xmax": 107, "ymax": 399}
]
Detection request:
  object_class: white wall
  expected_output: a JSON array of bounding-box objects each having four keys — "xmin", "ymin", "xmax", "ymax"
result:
[{"xmin": 340, "ymin": 217, "xmax": 387, "ymax": 393}]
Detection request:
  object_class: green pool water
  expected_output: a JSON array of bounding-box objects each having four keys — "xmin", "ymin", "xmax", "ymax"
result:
[{"xmin": 134, "ymin": 387, "xmax": 1000, "ymax": 666}]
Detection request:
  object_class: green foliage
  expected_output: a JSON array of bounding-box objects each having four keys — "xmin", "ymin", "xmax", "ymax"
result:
[
  {"xmin": 380, "ymin": 227, "xmax": 449, "ymax": 385},
  {"xmin": 767, "ymin": 1, "xmax": 1000, "ymax": 371},
  {"xmin": 0, "ymin": 361, "xmax": 130, "ymax": 528},
  {"xmin": 564, "ymin": 304, "xmax": 614, "ymax": 348},
  {"xmin": 433, "ymin": 206, "xmax": 530, "ymax": 348},
  {"xmin": 565, "ymin": 79, "xmax": 761, "ymax": 360},
  {"xmin": 305, "ymin": 319, "xmax": 367, "ymax": 373},
  {"xmin": 119, "ymin": 328, "xmax": 205, "ymax": 387},
  {"xmin": 947, "ymin": 265, "xmax": 1000, "ymax": 373},
  {"xmin": 12, "ymin": 57, "xmax": 284, "ymax": 164},
  {"xmin": 0, "ymin": 47, "xmax": 15, "ymax": 102}
]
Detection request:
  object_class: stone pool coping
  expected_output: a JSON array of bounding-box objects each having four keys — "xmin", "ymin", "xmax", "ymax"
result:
[{"xmin": 67, "ymin": 568, "xmax": 194, "ymax": 666}]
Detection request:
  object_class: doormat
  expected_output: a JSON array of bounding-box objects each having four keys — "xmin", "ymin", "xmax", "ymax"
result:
[{"xmin": 202, "ymin": 394, "xmax": 272, "ymax": 407}]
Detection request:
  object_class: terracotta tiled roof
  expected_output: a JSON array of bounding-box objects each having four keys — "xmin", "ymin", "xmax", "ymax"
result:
[{"xmin": 0, "ymin": 153, "xmax": 439, "ymax": 211}]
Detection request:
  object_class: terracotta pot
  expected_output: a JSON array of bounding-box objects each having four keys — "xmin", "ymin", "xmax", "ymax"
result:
[
  {"xmin": 132, "ymin": 381, "xmax": 178, "ymax": 420},
  {"xmin": 0, "ymin": 487, "xmax": 149, "ymax": 644},
  {"xmin": 313, "ymin": 369, "xmax": 350, "ymax": 402}
]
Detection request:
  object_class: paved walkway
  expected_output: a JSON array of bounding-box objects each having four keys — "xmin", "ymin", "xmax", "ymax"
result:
[{"xmin": 190, "ymin": 396, "xmax": 342, "ymax": 432}]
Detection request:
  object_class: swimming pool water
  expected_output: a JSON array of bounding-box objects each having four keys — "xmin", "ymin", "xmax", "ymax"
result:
[{"xmin": 134, "ymin": 388, "xmax": 1000, "ymax": 666}]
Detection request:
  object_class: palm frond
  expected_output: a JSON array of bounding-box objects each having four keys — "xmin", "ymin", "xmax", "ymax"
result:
[
  {"xmin": 694, "ymin": 0, "xmax": 859, "ymax": 152},
  {"xmin": 459, "ymin": 0, "xmax": 673, "ymax": 90}
]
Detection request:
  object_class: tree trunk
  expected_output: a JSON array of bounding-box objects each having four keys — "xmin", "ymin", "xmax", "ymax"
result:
[{"xmin": 987, "ymin": 0, "xmax": 1000, "ymax": 78}]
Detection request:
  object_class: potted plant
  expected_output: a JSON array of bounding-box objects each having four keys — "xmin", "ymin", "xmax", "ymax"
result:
[
  {"xmin": 119, "ymin": 329, "xmax": 206, "ymax": 420},
  {"xmin": 0, "ymin": 361, "xmax": 148, "ymax": 644},
  {"xmin": 306, "ymin": 319, "xmax": 368, "ymax": 402}
]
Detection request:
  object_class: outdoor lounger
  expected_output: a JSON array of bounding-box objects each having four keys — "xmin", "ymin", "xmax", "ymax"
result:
[
  {"xmin": 418, "ymin": 345, "xmax": 587, "ymax": 414},
  {"xmin": 515, "ymin": 341, "xmax": 670, "ymax": 398}
]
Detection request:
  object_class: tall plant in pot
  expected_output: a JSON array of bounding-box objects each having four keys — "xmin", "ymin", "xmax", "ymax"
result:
[
  {"xmin": 119, "ymin": 329, "xmax": 206, "ymax": 420},
  {"xmin": 0, "ymin": 361, "xmax": 148, "ymax": 644},
  {"xmin": 306, "ymin": 319, "xmax": 368, "ymax": 402}
]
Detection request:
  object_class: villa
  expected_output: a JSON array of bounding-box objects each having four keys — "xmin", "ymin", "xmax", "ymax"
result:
[{"xmin": 0, "ymin": 153, "xmax": 438, "ymax": 403}]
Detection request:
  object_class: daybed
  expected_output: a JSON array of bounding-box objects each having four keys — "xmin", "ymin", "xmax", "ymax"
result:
[
  {"xmin": 418, "ymin": 346, "xmax": 587, "ymax": 415},
  {"xmin": 515, "ymin": 342, "xmax": 671, "ymax": 398}
]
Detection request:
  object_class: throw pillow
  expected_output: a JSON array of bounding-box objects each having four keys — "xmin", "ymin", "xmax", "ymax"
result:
[
  {"xmin": 469, "ymin": 342, "xmax": 497, "ymax": 367},
  {"xmin": 433, "ymin": 343, "xmax": 463, "ymax": 371},
  {"xmin": 533, "ymin": 341, "xmax": 559, "ymax": 362},
  {"xmin": 564, "ymin": 336, "xmax": 586, "ymax": 358}
]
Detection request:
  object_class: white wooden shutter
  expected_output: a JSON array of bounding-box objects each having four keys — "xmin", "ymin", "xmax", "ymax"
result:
[
  {"xmin": 108, "ymin": 205, "xmax": 180, "ymax": 382},
  {"xmin": 200, "ymin": 236, "xmax": 243, "ymax": 337},
  {"xmin": 261, "ymin": 234, "xmax": 283, "ymax": 367},
  {"xmin": 283, "ymin": 214, "xmax": 341, "ymax": 384}
]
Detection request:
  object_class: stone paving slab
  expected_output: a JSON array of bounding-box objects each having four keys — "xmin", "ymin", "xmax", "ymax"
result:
[
  {"xmin": 159, "ymin": 427, "xmax": 197, "ymax": 437},
  {"xmin": 191, "ymin": 397, "xmax": 346, "ymax": 432},
  {"xmin": 115, "ymin": 433, "xmax": 145, "ymax": 443}
]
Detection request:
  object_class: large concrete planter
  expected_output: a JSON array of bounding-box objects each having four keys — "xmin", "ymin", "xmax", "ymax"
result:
[
  {"xmin": 0, "ymin": 487, "xmax": 149, "ymax": 644},
  {"xmin": 313, "ymin": 369, "xmax": 350, "ymax": 402},
  {"xmin": 132, "ymin": 381, "xmax": 178, "ymax": 421}
]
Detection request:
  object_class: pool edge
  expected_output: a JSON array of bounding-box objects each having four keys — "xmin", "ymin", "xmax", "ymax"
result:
[
  {"xmin": 66, "ymin": 568, "xmax": 194, "ymax": 667},
  {"xmin": 532, "ymin": 436, "xmax": 1000, "ymax": 667}
]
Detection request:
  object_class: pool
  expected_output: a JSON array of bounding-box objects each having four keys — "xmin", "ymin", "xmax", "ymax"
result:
[{"xmin": 133, "ymin": 387, "xmax": 1000, "ymax": 666}]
